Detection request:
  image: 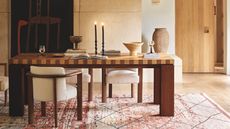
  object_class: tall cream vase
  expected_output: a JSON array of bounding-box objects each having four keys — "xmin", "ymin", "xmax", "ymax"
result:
[{"xmin": 152, "ymin": 28, "xmax": 169, "ymax": 53}]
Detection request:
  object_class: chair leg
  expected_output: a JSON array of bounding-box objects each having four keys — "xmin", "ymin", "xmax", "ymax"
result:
[
  {"xmin": 131, "ymin": 84, "xmax": 134, "ymax": 98},
  {"xmin": 46, "ymin": 23, "xmax": 50, "ymax": 50},
  {"xmin": 77, "ymin": 73, "xmax": 83, "ymax": 120},
  {"xmin": 4, "ymin": 90, "xmax": 7, "ymax": 106},
  {"xmin": 26, "ymin": 23, "xmax": 31, "ymax": 52},
  {"xmin": 102, "ymin": 68, "xmax": 107, "ymax": 103},
  {"xmin": 35, "ymin": 24, "xmax": 38, "ymax": 49},
  {"xmin": 53, "ymin": 79, "xmax": 58, "ymax": 128},
  {"xmin": 28, "ymin": 76, "xmax": 34, "ymax": 125},
  {"xmin": 28, "ymin": 98, "xmax": 34, "ymax": 124},
  {"xmin": 54, "ymin": 100, "xmax": 57, "ymax": 127},
  {"xmin": 88, "ymin": 68, "xmax": 93, "ymax": 102},
  {"xmin": 138, "ymin": 67, "xmax": 143, "ymax": 103},
  {"xmin": 57, "ymin": 23, "xmax": 61, "ymax": 49},
  {"xmin": 41, "ymin": 101, "xmax": 46, "ymax": 116},
  {"xmin": 109, "ymin": 84, "xmax": 112, "ymax": 98}
]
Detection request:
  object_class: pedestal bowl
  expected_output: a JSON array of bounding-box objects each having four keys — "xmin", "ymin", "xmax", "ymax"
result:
[{"xmin": 123, "ymin": 42, "xmax": 144, "ymax": 56}]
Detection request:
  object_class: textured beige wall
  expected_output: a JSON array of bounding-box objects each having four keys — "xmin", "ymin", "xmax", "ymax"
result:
[
  {"xmin": 0, "ymin": 0, "xmax": 9, "ymax": 63},
  {"xmin": 73, "ymin": 0, "xmax": 142, "ymax": 53}
]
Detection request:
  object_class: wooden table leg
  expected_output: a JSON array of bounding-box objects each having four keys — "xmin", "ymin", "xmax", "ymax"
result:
[
  {"xmin": 102, "ymin": 68, "xmax": 107, "ymax": 103},
  {"xmin": 154, "ymin": 67, "xmax": 160, "ymax": 104},
  {"xmin": 9, "ymin": 64, "xmax": 24, "ymax": 116},
  {"xmin": 138, "ymin": 67, "xmax": 143, "ymax": 103},
  {"xmin": 160, "ymin": 65, "xmax": 174, "ymax": 116},
  {"xmin": 77, "ymin": 73, "xmax": 83, "ymax": 120},
  {"xmin": 88, "ymin": 68, "xmax": 93, "ymax": 102}
]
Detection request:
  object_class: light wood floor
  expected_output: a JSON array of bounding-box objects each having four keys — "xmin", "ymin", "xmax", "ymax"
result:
[
  {"xmin": 176, "ymin": 74, "xmax": 230, "ymax": 113},
  {"xmin": 82, "ymin": 74, "xmax": 230, "ymax": 113}
]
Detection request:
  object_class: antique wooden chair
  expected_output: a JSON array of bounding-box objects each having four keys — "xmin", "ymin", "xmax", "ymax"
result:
[{"xmin": 26, "ymin": 0, "xmax": 61, "ymax": 51}]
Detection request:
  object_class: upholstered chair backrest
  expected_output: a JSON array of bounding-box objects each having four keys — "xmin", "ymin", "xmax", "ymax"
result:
[{"xmin": 31, "ymin": 66, "xmax": 68, "ymax": 101}]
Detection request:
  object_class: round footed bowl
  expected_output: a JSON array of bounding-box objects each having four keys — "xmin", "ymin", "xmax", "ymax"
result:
[{"xmin": 123, "ymin": 42, "xmax": 144, "ymax": 56}]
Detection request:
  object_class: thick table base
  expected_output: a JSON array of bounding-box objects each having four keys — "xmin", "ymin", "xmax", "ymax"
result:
[
  {"xmin": 9, "ymin": 64, "xmax": 25, "ymax": 116},
  {"xmin": 160, "ymin": 65, "xmax": 174, "ymax": 116},
  {"xmin": 154, "ymin": 67, "xmax": 160, "ymax": 104}
]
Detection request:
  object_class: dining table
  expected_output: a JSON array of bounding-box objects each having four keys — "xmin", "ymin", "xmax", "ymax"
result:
[{"xmin": 8, "ymin": 53, "xmax": 175, "ymax": 120}]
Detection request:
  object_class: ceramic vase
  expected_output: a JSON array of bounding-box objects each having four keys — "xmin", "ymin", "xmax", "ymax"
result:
[{"xmin": 152, "ymin": 28, "xmax": 169, "ymax": 53}]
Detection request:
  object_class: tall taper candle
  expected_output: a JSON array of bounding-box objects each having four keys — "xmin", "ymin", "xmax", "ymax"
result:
[
  {"xmin": 94, "ymin": 22, "xmax": 98, "ymax": 55},
  {"xmin": 102, "ymin": 23, "xmax": 105, "ymax": 56}
]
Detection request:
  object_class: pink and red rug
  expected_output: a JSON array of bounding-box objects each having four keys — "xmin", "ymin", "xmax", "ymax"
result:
[{"xmin": 0, "ymin": 93, "xmax": 230, "ymax": 129}]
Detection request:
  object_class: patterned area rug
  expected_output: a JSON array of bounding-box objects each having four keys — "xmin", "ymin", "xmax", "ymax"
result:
[{"xmin": 0, "ymin": 93, "xmax": 230, "ymax": 129}]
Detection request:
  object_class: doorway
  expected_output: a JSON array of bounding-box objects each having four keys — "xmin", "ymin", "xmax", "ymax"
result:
[
  {"xmin": 215, "ymin": 0, "xmax": 224, "ymax": 73},
  {"xmin": 176, "ymin": 0, "xmax": 225, "ymax": 73}
]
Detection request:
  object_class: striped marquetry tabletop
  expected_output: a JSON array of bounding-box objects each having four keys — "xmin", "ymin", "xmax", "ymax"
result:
[{"xmin": 9, "ymin": 53, "xmax": 174, "ymax": 65}]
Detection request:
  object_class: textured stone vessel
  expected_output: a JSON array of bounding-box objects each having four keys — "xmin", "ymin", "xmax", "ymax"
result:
[{"xmin": 152, "ymin": 28, "xmax": 169, "ymax": 53}]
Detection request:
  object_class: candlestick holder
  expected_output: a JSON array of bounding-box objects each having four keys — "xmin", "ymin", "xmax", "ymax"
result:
[
  {"xmin": 101, "ymin": 23, "xmax": 105, "ymax": 56},
  {"xmin": 149, "ymin": 41, "xmax": 155, "ymax": 53},
  {"xmin": 95, "ymin": 40, "xmax": 98, "ymax": 55},
  {"xmin": 94, "ymin": 22, "xmax": 98, "ymax": 55},
  {"xmin": 102, "ymin": 41, "xmax": 105, "ymax": 56}
]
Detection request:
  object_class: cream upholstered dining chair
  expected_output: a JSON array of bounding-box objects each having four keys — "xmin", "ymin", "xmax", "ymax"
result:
[
  {"xmin": 0, "ymin": 63, "xmax": 8, "ymax": 106},
  {"xmin": 106, "ymin": 68, "xmax": 139, "ymax": 98},
  {"xmin": 27, "ymin": 66, "xmax": 82, "ymax": 128},
  {"xmin": 65, "ymin": 68, "xmax": 92, "ymax": 101}
]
